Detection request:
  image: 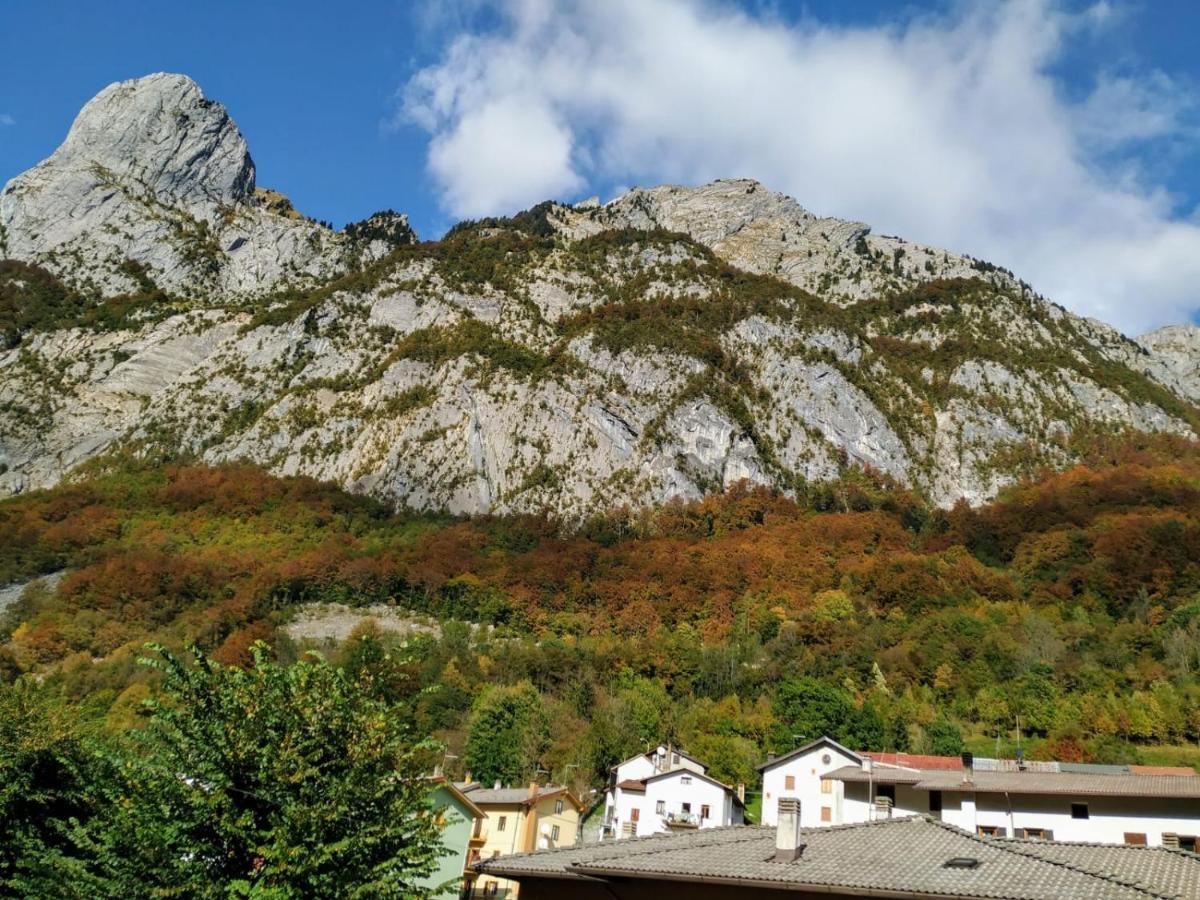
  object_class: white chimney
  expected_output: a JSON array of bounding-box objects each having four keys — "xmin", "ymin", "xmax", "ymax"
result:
[
  {"xmin": 774, "ymin": 797, "xmax": 805, "ymax": 862},
  {"xmin": 494, "ymin": 780, "xmax": 502, "ymax": 790}
]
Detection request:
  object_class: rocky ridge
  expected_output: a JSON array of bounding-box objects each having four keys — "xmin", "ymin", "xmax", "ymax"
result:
[
  {"xmin": 0, "ymin": 73, "xmax": 410, "ymax": 299},
  {"xmin": 1, "ymin": 73, "xmax": 1198, "ymax": 516}
]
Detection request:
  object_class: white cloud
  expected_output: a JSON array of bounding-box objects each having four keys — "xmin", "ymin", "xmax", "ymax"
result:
[
  {"xmin": 402, "ymin": 0, "xmax": 1200, "ymax": 334},
  {"xmin": 0, "ymin": 114, "xmax": 15, "ymax": 127}
]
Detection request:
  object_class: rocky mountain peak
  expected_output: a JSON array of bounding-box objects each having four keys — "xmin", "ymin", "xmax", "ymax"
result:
[
  {"xmin": 0, "ymin": 74, "xmax": 378, "ymax": 299},
  {"xmin": 3, "ymin": 73, "xmax": 1200, "ymax": 516},
  {"xmin": 59, "ymin": 73, "xmax": 255, "ymax": 214}
]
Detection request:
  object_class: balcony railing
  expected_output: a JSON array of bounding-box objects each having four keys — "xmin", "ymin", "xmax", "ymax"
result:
[{"xmin": 664, "ymin": 811, "xmax": 700, "ymax": 828}]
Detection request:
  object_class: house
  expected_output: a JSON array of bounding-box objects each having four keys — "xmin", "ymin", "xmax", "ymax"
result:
[
  {"xmin": 457, "ymin": 780, "xmax": 585, "ymax": 897},
  {"xmin": 758, "ymin": 736, "xmax": 861, "ymax": 828},
  {"xmin": 475, "ymin": 805, "xmax": 1200, "ymax": 899},
  {"xmin": 759, "ymin": 735, "xmax": 1200, "ymax": 847},
  {"xmin": 417, "ymin": 779, "xmax": 485, "ymax": 898},
  {"xmin": 602, "ymin": 745, "xmax": 744, "ymax": 839}
]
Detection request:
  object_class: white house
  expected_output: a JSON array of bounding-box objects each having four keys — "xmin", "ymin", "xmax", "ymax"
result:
[
  {"xmin": 759, "ymin": 735, "xmax": 1200, "ymax": 848},
  {"xmin": 602, "ymin": 745, "xmax": 744, "ymax": 839},
  {"xmin": 758, "ymin": 736, "xmax": 860, "ymax": 828}
]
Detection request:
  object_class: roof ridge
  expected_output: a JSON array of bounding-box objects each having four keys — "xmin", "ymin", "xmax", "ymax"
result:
[{"xmin": 921, "ymin": 818, "xmax": 1179, "ymax": 900}]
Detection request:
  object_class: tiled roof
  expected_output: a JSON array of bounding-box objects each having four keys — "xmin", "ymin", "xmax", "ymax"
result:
[
  {"xmin": 460, "ymin": 784, "xmax": 578, "ymax": 806},
  {"xmin": 829, "ymin": 764, "xmax": 927, "ymax": 785},
  {"xmin": 1129, "ymin": 765, "xmax": 1198, "ymax": 777},
  {"xmin": 757, "ymin": 735, "xmax": 861, "ymax": 772},
  {"xmin": 865, "ymin": 751, "xmax": 964, "ymax": 770},
  {"xmin": 997, "ymin": 839, "xmax": 1200, "ymax": 900},
  {"xmin": 829, "ymin": 766, "xmax": 1200, "ymax": 799},
  {"xmin": 477, "ymin": 816, "xmax": 1200, "ymax": 899}
]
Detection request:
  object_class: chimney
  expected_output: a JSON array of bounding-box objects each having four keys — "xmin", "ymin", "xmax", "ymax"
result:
[
  {"xmin": 774, "ymin": 797, "xmax": 805, "ymax": 862},
  {"xmin": 961, "ymin": 752, "xmax": 974, "ymax": 784},
  {"xmin": 494, "ymin": 780, "xmax": 502, "ymax": 790},
  {"xmin": 528, "ymin": 781, "xmax": 539, "ymax": 800},
  {"xmin": 736, "ymin": 783, "xmax": 746, "ymax": 804}
]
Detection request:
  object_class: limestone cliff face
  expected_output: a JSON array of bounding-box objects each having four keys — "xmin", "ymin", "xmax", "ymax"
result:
[
  {"xmin": 1, "ymin": 75, "xmax": 1198, "ymax": 515},
  {"xmin": 0, "ymin": 74, "xmax": 406, "ymax": 299}
]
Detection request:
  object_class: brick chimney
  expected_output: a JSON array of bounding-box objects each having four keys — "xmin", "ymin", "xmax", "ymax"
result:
[
  {"xmin": 528, "ymin": 781, "xmax": 540, "ymax": 800},
  {"xmin": 774, "ymin": 797, "xmax": 805, "ymax": 862}
]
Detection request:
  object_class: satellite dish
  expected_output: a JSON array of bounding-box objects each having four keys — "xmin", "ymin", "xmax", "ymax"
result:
[{"xmin": 657, "ymin": 745, "xmax": 667, "ymax": 757}]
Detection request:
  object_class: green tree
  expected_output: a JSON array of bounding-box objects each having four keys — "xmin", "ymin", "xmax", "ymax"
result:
[
  {"xmin": 465, "ymin": 682, "xmax": 549, "ymax": 786},
  {"xmin": 0, "ymin": 679, "xmax": 101, "ymax": 897},
  {"xmin": 847, "ymin": 701, "xmax": 886, "ymax": 752},
  {"xmin": 921, "ymin": 716, "xmax": 965, "ymax": 756},
  {"xmin": 75, "ymin": 643, "xmax": 449, "ymax": 899},
  {"xmin": 769, "ymin": 677, "xmax": 856, "ymax": 751}
]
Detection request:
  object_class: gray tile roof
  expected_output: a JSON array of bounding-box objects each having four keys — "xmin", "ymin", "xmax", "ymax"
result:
[
  {"xmin": 756, "ymin": 735, "xmax": 861, "ymax": 772},
  {"xmin": 460, "ymin": 784, "xmax": 569, "ymax": 805},
  {"xmin": 829, "ymin": 766, "xmax": 1200, "ymax": 799},
  {"xmin": 476, "ymin": 816, "xmax": 1200, "ymax": 899},
  {"xmin": 997, "ymin": 839, "xmax": 1200, "ymax": 900}
]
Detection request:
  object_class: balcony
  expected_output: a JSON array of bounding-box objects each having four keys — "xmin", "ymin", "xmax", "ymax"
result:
[{"xmin": 664, "ymin": 811, "xmax": 700, "ymax": 829}]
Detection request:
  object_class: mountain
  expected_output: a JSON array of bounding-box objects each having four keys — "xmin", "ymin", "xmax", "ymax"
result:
[{"xmin": 1, "ymin": 73, "xmax": 1198, "ymax": 515}]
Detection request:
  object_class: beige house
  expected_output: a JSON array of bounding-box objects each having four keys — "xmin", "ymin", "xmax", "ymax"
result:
[{"xmin": 457, "ymin": 781, "xmax": 585, "ymax": 897}]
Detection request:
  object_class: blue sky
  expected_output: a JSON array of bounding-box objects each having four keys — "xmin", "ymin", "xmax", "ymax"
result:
[{"xmin": 1, "ymin": 0, "xmax": 1199, "ymax": 332}]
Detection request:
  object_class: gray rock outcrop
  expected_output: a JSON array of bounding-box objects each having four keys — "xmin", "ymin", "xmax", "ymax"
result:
[
  {"xmin": 0, "ymin": 73, "xmax": 388, "ymax": 299},
  {"xmin": 2, "ymin": 74, "xmax": 1199, "ymax": 516}
]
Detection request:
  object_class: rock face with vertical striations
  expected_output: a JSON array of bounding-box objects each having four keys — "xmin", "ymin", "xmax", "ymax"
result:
[{"xmin": 2, "ymin": 75, "xmax": 1200, "ymax": 515}]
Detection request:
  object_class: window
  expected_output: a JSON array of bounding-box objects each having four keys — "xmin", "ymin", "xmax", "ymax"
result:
[
  {"xmin": 630, "ymin": 808, "xmax": 640, "ymax": 822},
  {"xmin": 701, "ymin": 805, "xmax": 711, "ymax": 820},
  {"xmin": 977, "ymin": 825, "xmax": 1002, "ymax": 837},
  {"xmin": 681, "ymin": 775, "xmax": 692, "ymax": 785},
  {"xmin": 820, "ymin": 778, "xmax": 833, "ymax": 794},
  {"xmin": 673, "ymin": 752, "xmax": 681, "ymax": 765},
  {"xmin": 473, "ymin": 818, "xmax": 483, "ymax": 838},
  {"xmin": 784, "ymin": 775, "xmax": 796, "ymax": 791},
  {"xmin": 1124, "ymin": 833, "xmax": 1147, "ymax": 846},
  {"xmin": 1071, "ymin": 803, "xmax": 1089, "ymax": 820},
  {"xmin": 682, "ymin": 802, "xmax": 691, "ymax": 814},
  {"xmin": 1021, "ymin": 828, "xmax": 1050, "ymax": 841},
  {"xmin": 497, "ymin": 815, "xmax": 507, "ymax": 832},
  {"xmin": 656, "ymin": 800, "xmax": 665, "ymax": 814},
  {"xmin": 929, "ymin": 791, "xmax": 942, "ymax": 813},
  {"xmin": 821, "ymin": 806, "xmax": 832, "ymax": 822},
  {"xmin": 1180, "ymin": 836, "xmax": 1198, "ymax": 853},
  {"xmin": 551, "ymin": 825, "xmax": 561, "ymax": 842},
  {"xmin": 485, "ymin": 882, "xmax": 498, "ymax": 896},
  {"xmin": 554, "ymin": 798, "xmax": 564, "ymax": 814}
]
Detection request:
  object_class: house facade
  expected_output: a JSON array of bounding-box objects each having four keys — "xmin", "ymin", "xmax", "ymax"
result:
[
  {"xmin": 759, "ymin": 736, "xmax": 1200, "ymax": 848},
  {"xmin": 418, "ymin": 780, "xmax": 485, "ymax": 898},
  {"xmin": 603, "ymin": 745, "xmax": 743, "ymax": 839},
  {"xmin": 458, "ymin": 781, "xmax": 585, "ymax": 897},
  {"xmin": 758, "ymin": 736, "xmax": 860, "ymax": 829},
  {"xmin": 832, "ymin": 764, "xmax": 1200, "ymax": 848}
]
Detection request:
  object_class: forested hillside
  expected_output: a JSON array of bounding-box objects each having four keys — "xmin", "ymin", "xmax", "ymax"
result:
[{"xmin": 4, "ymin": 432, "xmax": 1200, "ymax": 789}]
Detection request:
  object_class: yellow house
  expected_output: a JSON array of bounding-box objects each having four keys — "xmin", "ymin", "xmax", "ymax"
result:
[{"xmin": 458, "ymin": 781, "xmax": 585, "ymax": 897}]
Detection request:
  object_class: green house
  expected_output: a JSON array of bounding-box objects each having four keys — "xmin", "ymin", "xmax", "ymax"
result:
[{"xmin": 419, "ymin": 779, "xmax": 485, "ymax": 898}]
